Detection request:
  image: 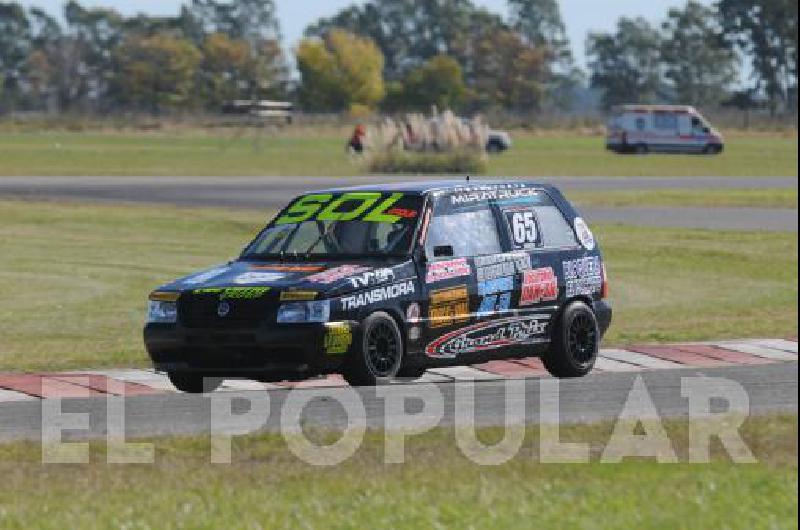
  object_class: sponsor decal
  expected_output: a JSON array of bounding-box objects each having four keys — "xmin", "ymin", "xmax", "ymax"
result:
[
  {"xmin": 217, "ymin": 301, "xmax": 231, "ymax": 317},
  {"xmin": 250, "ymin": 264, "xmax": 325, "ymax": 272},
  {"xmin": 474, "ymin": 252, "xmax": 532, "ymax": 282},
  {"xmin": 386, "ymin": 207, "xmax": 418, "ymax": 219},
  {"xmin": 428, "ymin": 285, "xmax": 469, "ymax": 328},
  {"xmin": 451, "ymin": 184, "xmax": 540, "ymax": 206},
  {"xmin": 340, "ymin": 280, "xmax": 415, "ymax": 310},
  {"xmin": 425, "ymin": 315, "xmax": 550, "ymax": 358},
  {"xmin": 505, "ymin": 209, "xmax": 539, "ymax": 248},
  {"xmin": 574, "ymin": 217, "xmax": 596, "ymax": 251},
  {"xmin": 520, "ymin": 267, "xmax": 558, "ymax": 306},
  {"xmin": 406, "ymin": 302, "xmax": 421, "ymax": 341},
  {"xmin": 425, "ymin": 258, "xmax": 471, "ymax": 283},
  {"xmin": 477, "ymin": 276, "xmax": 514, "ymax": 296},
  {"xmin": 233, "ymin": 272, "xmax": 286, "ymax": 285},
  {"xmin": 279, "ymin": 290, "xmax": 318, "ymax": 301},
  {"xmin": 305, "ymin": 265, "xmax": 370, "ymax": 284},
  {"xmin": 182, "ymin": 266, "xmax": 228, "ymax": 286},
  {"xmin": 275, "ymin": 192, "xmax": 409, "ymax": 225},
  {"xmin": 349, "ymin": 268, "xmax": 395, "ymax": 289},
  {"xmin": 324, "ymin": 323, "xmax": 352, "ymax": 355},
  {"xmin": 563, "ymin": 257, "xmax": 602, "ymax": 298},
  {"xmin": 477, "ymin": 292, "xmax": 512, "ymax": 316},
  {"xmin": 194, "ymin": 287, "xmax": 271, "ymax": 300}
]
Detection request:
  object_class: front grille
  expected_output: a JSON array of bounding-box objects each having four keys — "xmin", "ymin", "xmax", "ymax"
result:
[{"xmin": 179, "ymin": 292, "xmax": 268, "ymax": 329}]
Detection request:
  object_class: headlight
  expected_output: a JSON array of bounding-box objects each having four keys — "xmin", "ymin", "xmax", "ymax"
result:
[
  {"xmin": 147, "ymin": 291, "xmax": 179, "ymax": 324},
  {"xmin": 277, "ymin": 300, "xmax": 330, "ymax": 323}
]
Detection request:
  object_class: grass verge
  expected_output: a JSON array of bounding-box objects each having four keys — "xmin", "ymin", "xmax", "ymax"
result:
[
  {"xmin": 0, "ymin": 131, "xmax": 796, "ymax": 177},
  {"xmin": 0, "ymin": 200, "xmax": 796, "ymax": 370},
  {"xmin": 0, "ymin": 414, "xmax": 796, "ymax": 529},
  {"xmin": 567, "ymin": 187, "xmax": 798, "ymax": 209}
]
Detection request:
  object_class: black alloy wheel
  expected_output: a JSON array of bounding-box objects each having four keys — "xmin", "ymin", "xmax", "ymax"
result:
[
  {"xmin": 343, "ymin": 312, "xmax": 404, "ymax": 386},
  {"xmin": 542, "ymin": 301, "xmax": 599, "ymax": 378},
  {"xmin": 567, "ymin": 312, "xmax": 598, "ymax": 365},
  {"xmin": 365, "ymin": 320, "xmax": 401, "ymax": 377}
]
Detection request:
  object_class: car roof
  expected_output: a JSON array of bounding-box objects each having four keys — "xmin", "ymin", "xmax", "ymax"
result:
[{"xmin": 311, "ymin": 179, "xmax": 559, "ymax": 195}]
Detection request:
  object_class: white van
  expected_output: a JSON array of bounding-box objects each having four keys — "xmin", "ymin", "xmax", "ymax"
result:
[{"xmin": 606, "ymin": 105, "xmax": 724, "ymax": 155}]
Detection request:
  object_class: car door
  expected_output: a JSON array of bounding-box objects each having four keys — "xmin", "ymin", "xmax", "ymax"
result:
[{"xmin": 419, "ymin": 192, "xmax": 508, "ymax": 359}]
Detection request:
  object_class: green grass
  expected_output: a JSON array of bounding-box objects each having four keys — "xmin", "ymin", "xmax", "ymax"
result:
[
  {"xmin": 0, "ymin": 414, "xmax": 796, "ymax": 529},
  {"xmin": 0, "ymin": 200, "xmax": 795, "ymax": 371},
  {"xmin": 567, "ymin": 187, "xmax": 798, "ymax": 209},
  {"xmin": 0, "ymin": 130, "xmax": 796, "ymax": 177}
]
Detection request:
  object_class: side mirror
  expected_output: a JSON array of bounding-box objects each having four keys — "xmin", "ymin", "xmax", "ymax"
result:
[
  {"xmin": 433, "ymin": 245, "xmax": 454, "ymax": 258},
  {"xmin": 702, "ymin": 127, "xmax": 710, "ymax": 134}
]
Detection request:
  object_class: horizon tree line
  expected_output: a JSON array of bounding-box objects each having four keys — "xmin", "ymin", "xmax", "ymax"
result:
[{"xmin": 0, "ymin": 0, "xmax": 796, "ymax": 116}]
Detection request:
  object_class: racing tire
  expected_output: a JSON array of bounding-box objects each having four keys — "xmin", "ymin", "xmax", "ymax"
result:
[
  {"xmin": 397, "ymin": 363, "xmax": 427, "ymax": 379},
  {"xmin": 542, "ymin": 301, "xmax": 599, "ymax": 378},
  {"xmin": 703, "ymin": 144, "xmax": 722, "ymax": 155},
  {"xmin": 167, "ymin": 372, "xmax": 223, "ymax": 393},
  {"xmin": 343, "ymin": 312, "xmax": 404, "ymax": 386}
]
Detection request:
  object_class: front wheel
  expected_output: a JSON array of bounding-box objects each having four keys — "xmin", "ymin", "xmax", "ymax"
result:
[
  {"xmin": 343, "ymin": 312, "xmax": 403, "ymax": 386},
  {"xmin": 542, "ymin": 301, "xmax": 599, "ymax": 378},
  {"xmin": 167, "ymin": 372, "xmax": 223, "ymax": 393}
]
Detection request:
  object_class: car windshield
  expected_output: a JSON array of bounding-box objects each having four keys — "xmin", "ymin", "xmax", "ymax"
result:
[{"xmin": 242, "ymin": 192, "xmax": 424, "ymax": 259}]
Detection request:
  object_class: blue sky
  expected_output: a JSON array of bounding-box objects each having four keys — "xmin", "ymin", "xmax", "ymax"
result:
[{"xmin": 19, "ymin": 0, "xmax": 713, "ymax": 70}]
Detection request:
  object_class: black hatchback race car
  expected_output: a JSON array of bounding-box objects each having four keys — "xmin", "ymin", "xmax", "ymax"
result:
[{"xmin": 144, "ymin": 180, "xmax": 612, "ymax": 392}]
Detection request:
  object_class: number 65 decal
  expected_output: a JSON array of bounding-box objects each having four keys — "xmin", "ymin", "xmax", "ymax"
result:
[{"xmin": 507, "ymin": 211, "xmax": 538, "ymax": 247}]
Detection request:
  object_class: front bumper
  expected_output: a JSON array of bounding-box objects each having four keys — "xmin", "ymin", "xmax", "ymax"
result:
[{"xmin": 144, "ymin": 321, "xmax": 357, "ymax": 376}]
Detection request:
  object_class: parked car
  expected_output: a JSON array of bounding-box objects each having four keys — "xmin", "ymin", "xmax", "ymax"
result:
[
  {"xmin": 606, "ymin": 104, "xmax": 724, "ymax": 154},
  {"xmin": 144, "ymin": 180, "xmax": 612, "ymax": 392},
  {"xmin": 486, "ymin": 129, "xmax": 512, "ymax": 153}
]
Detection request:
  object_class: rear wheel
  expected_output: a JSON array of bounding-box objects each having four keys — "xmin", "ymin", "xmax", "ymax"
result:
[
  {"xmin": 542, "ymin": 301, "xmax": 599, "ymax": 378},
  {"xmin": 167, "ymin": 372, "xmax": 223, "ymax": 393},
  {"xmin": 343, "ymin": 312, "xmax": 403, "ymax": 386}
]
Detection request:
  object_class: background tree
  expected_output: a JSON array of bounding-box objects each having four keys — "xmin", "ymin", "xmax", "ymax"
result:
[
  {"xmin": 0, "ymin": 2, "xmax": 31, "ymax": 109},
  {"xmin": 200, "ymin": 32, "xmax": 251, "ymax": 107},
  {"xmin": 113, "ymin": 33, "xmax": 201, "ymax": 112},
  {"xmin": 307, "ymin": 0, "xmax": 479, "ymax": 81},
  {"xmin": 508, "ymin": 0, "xmax": 580, "ymax": 108},
  {"xmin": 385, "ymin": 54, "xmax": 466, "ymax": 111},
  {"xmin": 661, "ymin": 1, "xmax": 738, "ymax": 107},
  {"xmin": 296, "ymin": 29, "xmax": 385, "ymax": 112},
  {"xmin": 587, "ymin": 17, "xmax": 665, "ymax": 109},
  {"xmin": 471, "ymin": 29, "xmax": 549, "ymax": 111},
  {"xmin": 64, "ymin": 0, "xmax": 125, "ymax": 108},
  {"xmin": 718, "ymin": 0, "xmax": 798, "ymax": 114}
]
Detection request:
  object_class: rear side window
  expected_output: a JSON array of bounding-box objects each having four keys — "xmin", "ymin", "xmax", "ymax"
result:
[
  {"xmin": 497, "ymin": 192, "xmax": 577, "ymax": 249},
  {"xmin": 425, "ymin": 198, "xmax": 502, "ymax": 259},
  {"xmin": 654, "ymin": 112, "xmax": 678, "ymax": 130}
]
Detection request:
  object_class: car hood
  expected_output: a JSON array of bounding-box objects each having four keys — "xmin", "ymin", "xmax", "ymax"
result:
[{"xmin": 157, "ymin": 259, "xmax": 416, "ymax": 299}]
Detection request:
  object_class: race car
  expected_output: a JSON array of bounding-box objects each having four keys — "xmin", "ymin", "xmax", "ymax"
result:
[{"xmin": 144, "ymin": 180, "xmax": 612, "ymax": 392}]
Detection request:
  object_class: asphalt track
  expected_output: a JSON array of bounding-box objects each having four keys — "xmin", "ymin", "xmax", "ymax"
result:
[
  {"xmin": 0, "ymin": 175, "xmax": 797, "ymax": 231},
  {"xmin": 0, "ymin": 363, "xmax": 795, "ymax": 443}
]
